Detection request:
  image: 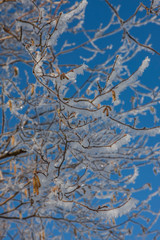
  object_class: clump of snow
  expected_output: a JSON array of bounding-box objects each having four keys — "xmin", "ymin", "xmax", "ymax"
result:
[
  {"xmin": 115, "ymin": 57, "xmax": 150, "ymax": 95},
  {"xmin": 152, "ymin": 0, "xmax": 160, "ymax": 7},
  {"xmin": 48, "ymin": 0, "xmax": 88, "ymax": 47},
  {"xmin": 127, "ymin": 166, "xmax": 139, "ymax": 184},
  {"xmin": 100, "ymin": 198, "xmax": 138, "ymax": 220},
  {"xmin": 110, "ymin": 134, "xmax": 131, "ymax": 151}
]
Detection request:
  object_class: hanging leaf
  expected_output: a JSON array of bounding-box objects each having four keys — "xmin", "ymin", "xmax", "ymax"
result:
[
  {"xmin": 118, "ymin": 170, "xmax": 121, "ymax": 177},
  {"xmin": 147, "ymin": 183, "xmax": 152, "ymax": 190},
  {"xmin": 36, "ymin": 174, "xmax": 41, "ymax": 188},
  {"xmin": 0, "ymin": 170, "xmax": 3, "ymax": 180},
  {"xmin": 13, "ymin": 66, "xmax": 19, "ymax": 76},
  {"xmin": 60, "ymin": 73, "xmax": 69, "ymax": 80},
  {"xmin": 42, "ymin": 230, "xmax": 45, "ymax": 240},
  {"xmin": 57, "ymin": 145, "xmax": 62, "ymax": 153},
  {"xmin": 8, "ymin": 100, "xmax": 12, "ymax": 111},
  {"xmin": 153, "ymin": 168, "xmax": 157, "ymax": 175},
  {"xmin": 31, "ymin": 38, "xmax": 34, "ymax": 46},
  {"xmin": 57, "ymin": 108, "xmax": 61, "ymax": 114},
  {"xmin": 10, "ymin": 161, "xmax": 12, "ymax": 171},
  {"xmin": 33, "ymin": 176, "xmax": 37, "ymax": 195},
  {"xmin": 19, "ymin": 212, "xmax": 22, "ymax": 219},
  {"xmin": 24, "ymin": 188, "xmax": 28, "ymax": 198},
  {"xmin": 103, "ymin": 107, "xmax": 108, "ymax": 116},
  {"xmin": 56, "ymin": 67, "xmax": 60, "ymax": 75},
  {"xmin": 11, "ymin": 135, "xmax": 15, "ymax": 146},
  {"xmin": 33, "ymin": 174, "xmax": 41, "ymax": 195},
  {"xmin": 113, "ymin": 194, "xmax": 116, "ymax": 202},
  {"xmin": 112, "ymin": 90, "xmax": 116, "ymax": 101},
  {"xmin": 131, "ymin": 96, "xmax": 135, "ymax": 103},
  {"xmin": 103, "ymin": 106, "xmax": 111, "ymax": 116},
  {"xmin": 97, "ymin": 103, "xmax": 101, "ymax": 109},
  {"xmin": 150, "ymin": 106, "xmax": 155, "ymax": 113},
  {"xmin": 142, "ymin": 226, "xmax": 147, "ymax": 233},
  {"xmin": 31, "ymin": 84, "xmax": 34, "ymax": 96},
  {"xmin": 74, "ymin": 228, "xmax": 77, "ymax": 236},
  {"xmin": 87, "ymin": 89, "xmax": 91, "ymax": 95},
  {"xmin": 52, "ymin": 185, "xmax": 59, "ymax": 192},
  {"xmin": 112, "ymin": 218, "xmax": 116, "ymax": 225},
  {"xmin": 14, "ymin": 164, "xmax": 17, "ymax": 175}
]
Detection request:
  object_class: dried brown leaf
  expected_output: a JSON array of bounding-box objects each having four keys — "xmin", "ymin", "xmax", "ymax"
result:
[
  {"xmin": 10, "ymin": 161, "xmax": 12, "ymax": 171},
  {"xmin": 31, "ymin": 38, "xmax": 34, "ymax": 46},
  {"xmin": 14, "ymin": 164, "xmax": 17, "ymax": 175},
  {"xmin": 105, "ymin": 108, "xmax": 109, "ymax": 116},
  {"xmin": 97, "ymin": 103, "xmax": 101, "ymax": 109},
  {"xmin": 52, "ymin": 186, "xmax": 59, "ymax": 192},
  {"xmin": 74, "ymin": 228, "xmax": 77, "ymax": 236},
  {"xmin": 31, "ymin": 84, "xmax": 34, "ymax": 96},
  {"xmin": 24, "ymin": 188, "xmax": 28, "ymax": 198},
  {"xmin": 0, "ymin": 170, "xmax": 3, "ymax": 180},
  {"xmin": 14, "ymin": 66, "xmax": 18, "ymax": 76},
  {"xmin": 113, "ymin": 194, "xmax": 116, "ymax": 202},
  {"xmin": 103, "ymin": 107, "xmax": 106, "ymax": 113},
  {"xmin": 42, "ymin": 230, "xmax": 45, "ymax": 240},
  {"xmin": 19, "ymin": 212, "xmax": 22, "ymax": 219},
  {"xmin": 112, "ymin": 90, "xmax": 116, "ymax": 101},
  {"xmin": 56, "ymin": 67, "xmax": 60, "ymax": 75},
  {"xmin": 11, "ymin": 135, "xmax": 15, "ymax": 146},
  {"xmin": 33, "ymin": 174, "xmax": 41, "ymax": 195},
  {"xmin": 150, "ymin": 106, "xmax": 155, "ymax": 113},
  {"xmin": 8, "ymin": 100, "xmax": 12, "ymax": 111}
]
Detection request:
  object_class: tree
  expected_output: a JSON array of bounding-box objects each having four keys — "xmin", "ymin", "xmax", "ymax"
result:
[{"xmin": 0, "ymin": 0, "xmax": 160, "ymax": 239}]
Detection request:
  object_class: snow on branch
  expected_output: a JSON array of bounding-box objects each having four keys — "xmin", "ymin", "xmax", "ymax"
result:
[
  {"xmin": 115, "ymin": 57, "xmax": 150, "ymax": 94},
  {"xmin": 48, "ymin": 0, "xmax": 88, "ymax": 47},
  {"xmin": 100, "ymin": 198, "xmax": 138, "ymax": 220}
]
